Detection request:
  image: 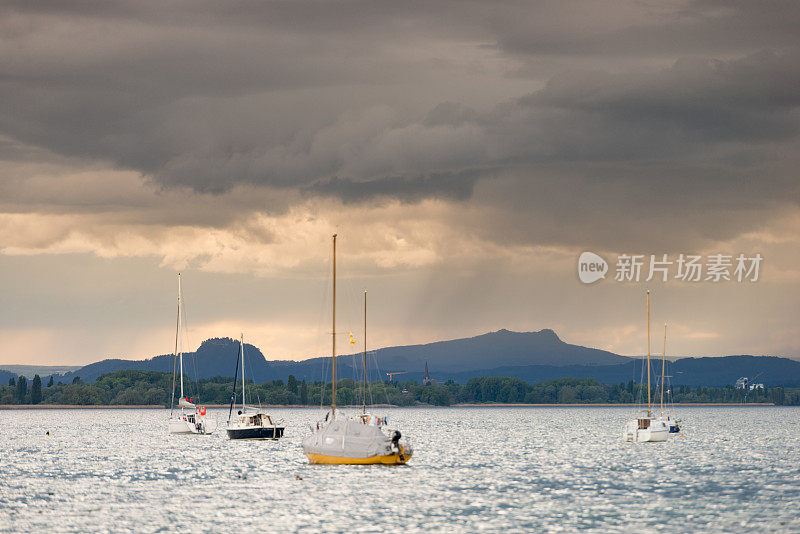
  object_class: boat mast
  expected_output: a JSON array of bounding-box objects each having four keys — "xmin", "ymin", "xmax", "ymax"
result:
[
  {"xmin": 363, "ymin": 290, "xmax": 367, "ymax": 415},
  {"xmin": 660, "ymin": 323, "xmax": 667, "ymax": 417},
  {"xmin": 227, "ymin": 341, "xmax": 241, "ymax": 423},
  {"xmin": 170, "ymin": 273, "xmax": 180, "ymax": 415},
  {"xmin": 331, "ymin": 234, "xmax": 337, "ymax": 416},
  {"xmin": 646, "ymin": 290, "xmax": 651, "ymax": 418},
  {"xmin": 178, "ymin": 273, "xmax": 184, "ymax": 402},
  {"xmin": 241, "ymin": 334, "xmax": 246, "ymax": 411}
]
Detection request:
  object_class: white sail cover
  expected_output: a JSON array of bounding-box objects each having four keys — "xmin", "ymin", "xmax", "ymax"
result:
[
  {"xmin": 302, "ymin": 415, "xmax": 396, "ymax": 459},
  {"xmin": 178, "ymin": 398, "xmax": 195, "ymax": 408}
]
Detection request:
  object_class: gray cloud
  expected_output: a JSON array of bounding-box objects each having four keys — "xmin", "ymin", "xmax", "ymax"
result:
[
  {"xmin": 493, "ymin": 1, "xmax": 800, "ymax": 58},
  {"xmin": 305, "ymin": 169, "xmax": 486, "ymax": 204},
  {"xmin": 0, "ymin": 1, "xmax": 798, "ymax": 246},
  {"xmin": 2, "ymin": 1, "xmax": 800, "ymax": 364}
]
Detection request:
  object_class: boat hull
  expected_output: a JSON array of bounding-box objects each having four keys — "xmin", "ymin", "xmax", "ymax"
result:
[
  {"xmin": 227, "ymin": 426, "xmax": 284, "ymax": 440},
  {"xmin": 169, "ymin": 420, "xmax": 213, "ymax": 435},
  {"xmin": 625, "ymin": 428, "xmax": 669, "ymax": 443},
  {"xmin": 654, "ymin": 416, "xmax": 681, "ymax": 434},
  {"xmin": 306, "ymin": 446, "xmax": 412, "ymax": 465},
  {"xmin": 169, "ymin": 415, "xmax": 216, "ymax": 435},
  {"xmin": 624, "ymin": 418, "xmax": 669, "ymax": 443}
]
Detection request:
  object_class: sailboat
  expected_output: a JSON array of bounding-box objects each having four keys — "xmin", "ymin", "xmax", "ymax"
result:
[
  {"xmin": 168, "ymin": 273, "xmax": 216, "ymax": 435},
  {"xmin": 226, "ymin": 334, "xmax": 285, "ymax": 440},
  {"xmin": 302, "ymin": 234, "xmax": 413, "ymax": 465},
  {"xmin": 623, "ymin": 290, "xmax": 668, "ymax": 443},
  {"xmin": 655, "ymin": 324, "xmax": 681, "ymax": 434},
  {"xmin": 353, "ymin": 291, "xmax": 394, "ymax": 429}
]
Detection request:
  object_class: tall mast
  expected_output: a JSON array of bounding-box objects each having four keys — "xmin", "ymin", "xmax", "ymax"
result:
[
  {"xmin": 363, "ymin": 290, "xmax": 367, "ymax": 415},
  {"xmin": 170, "ymin": 273, "xmax": 180, "ymax": 414},
  {"xmin": 178, "ymin": 273, "xmax": 184, "ymax": 402},
  {"xmin": 660, "ymin": 323, "xmax": 667, "ymax": 416},
  {"xmin": 241, "ymin": 334, "xmax": 246, "ymax": 411},
  {"xmin": 646, "ymin": 290, "xmax": 651, "ymax": 417},
  {"xmin": 227, "ymin": 341, "xmax": 241, "ymax": 423},
  {"xmin": 331, "ymin": 234, "xmax": 337, "ymax": 415}
]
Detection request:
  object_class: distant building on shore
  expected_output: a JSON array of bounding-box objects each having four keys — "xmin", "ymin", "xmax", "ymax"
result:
[
  {"xmin": 736, "ymin": 377, "xmax": 765, "ymax": 390},
  {"xmin": 422, "ymin": 362, "xmax": 438, "ymax": 386}
]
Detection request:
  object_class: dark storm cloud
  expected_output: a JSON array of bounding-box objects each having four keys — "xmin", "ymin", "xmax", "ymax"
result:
[
  {"xmin": 492, "ymin": 1, "xmax": 800, "ymax": 58},
  {"xmin": 3, "ymin": 1, "xmax": 800, "ymax": 366},
  {"xmin": 0, "ymin": 0, "xmax": 799, "ymax": 245},
  {"xmin": 506, "ymin": 50, "xmax": 800, "ymax": 161},
  {"xmin": 305, "ymin": 169, "xmax": 486, "ymax": 204}
]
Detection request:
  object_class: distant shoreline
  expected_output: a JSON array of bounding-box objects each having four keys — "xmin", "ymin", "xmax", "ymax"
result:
[
  {"xmin": 452, "ymin": 402, "xmax": 775, "ymax": 407},
  {"xmin": 0, "ymin": 404, "xmax": 165, "ymax": 410},
  {"xmin": 0, "ymin": 402, "xmax": 776, "ymax": 409}
]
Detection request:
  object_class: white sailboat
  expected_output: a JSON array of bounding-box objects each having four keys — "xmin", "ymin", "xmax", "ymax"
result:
[
  {"xmin": 168, "ymin": 273, "xmax": 216, "ymax": 435},
  {"xmin": 623, "ymin": 290, "xmax": 668, "ymax": 443},
  {"xmin": 351, "ymin": 291, "xmax": 399, "ymax": 436},
  {"xmin": 655, "ymin": 323, "xmax": 681, "ymax": 434},
  {"xmin": 226, "ymin": 334, "xmax": 284, "ymax": 440},
  {"xmin": 302, "ymin": 234, "xmax": 413, "ymax": 464}
]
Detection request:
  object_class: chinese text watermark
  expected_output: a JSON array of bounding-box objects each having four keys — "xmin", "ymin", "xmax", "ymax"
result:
[{"xmin": 578, "ymin": 253, "xmax": 762, "ymax": 284}]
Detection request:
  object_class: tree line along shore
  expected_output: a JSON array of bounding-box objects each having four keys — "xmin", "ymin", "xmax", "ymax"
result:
[{"xmin": 2, "ymin": 370, "xmax": 797, "ymax": 407}]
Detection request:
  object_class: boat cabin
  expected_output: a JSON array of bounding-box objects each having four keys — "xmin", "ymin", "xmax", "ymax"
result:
[{"xmin": 237, "ymin": 412, "xmax": 274, "ymax": 427}]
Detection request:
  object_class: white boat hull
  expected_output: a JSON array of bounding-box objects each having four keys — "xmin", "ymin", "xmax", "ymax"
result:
[
  {"xmin": 624, "ymin": 418, "xmax": 668, "ymax": 443},
  {"xmin": 169, "ymin": 414, "xmax": 216, "ymax": 435},
  {"xmin": 655, "ymin": 415, "xmax": 681, "ymax": 434}
]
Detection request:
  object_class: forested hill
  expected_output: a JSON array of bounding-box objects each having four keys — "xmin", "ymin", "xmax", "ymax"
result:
[
  {"xmin": 444, "ymin": 356, "xmax": 800, "ymax": 387},
  {"xmin": 0, "ymin": 369, "xmax": 16, "ymax": 385},
  {"xmin": 55, "ymin": 338, "xmax": 262, "ymax": 384},
  {"xmin": 38, "ymin": 329, "xmax": 800, "ymax": 387},
  {"xmin": 51, "ymin": 329, "xmax": 632, "ymax": 384},
  {"xmin": 352, "ymin": 328, "xmax": 631, "ymax": 370}
]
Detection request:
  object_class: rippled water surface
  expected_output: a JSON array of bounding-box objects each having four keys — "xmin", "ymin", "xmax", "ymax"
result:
[{"xmin": 2, "ymin": 406, "xmax": 800, "ymax": 532}]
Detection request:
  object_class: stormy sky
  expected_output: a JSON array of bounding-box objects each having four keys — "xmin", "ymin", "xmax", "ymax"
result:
[{"xmin": 1, "ymin": 1, "xmax": 799, "ymax": 365}]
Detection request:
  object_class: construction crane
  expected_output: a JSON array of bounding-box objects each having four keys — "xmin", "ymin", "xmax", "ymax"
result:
[{"xmin": 386, "ymin": 371, "xmax": 408, "ymax": 382}]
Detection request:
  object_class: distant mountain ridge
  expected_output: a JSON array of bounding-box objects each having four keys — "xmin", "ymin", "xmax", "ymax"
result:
[
  {"xmin": 33, "ymin": 329, "xmax": 800, "ymax": 387},
  {"xmin": 52, "ymin": 329, "xmax": 629, "ymax": 384},
  {"xmin": 0, "ymin": 368, "xmax": 15, "ymax": 385},
  {"xmin": 350, "ymin": 329, "xmax": 631, "ymax": 370},
  {"xmin": 0, "ymin": 365, "xmax": 82, "ymax": 379},
  {"xmin": 55, "ymin": 338, "xmax": 264, "ymax": 384},
  {"xmin": 436, "ymin": 355, "xmax": 800, "ymax": 387}
]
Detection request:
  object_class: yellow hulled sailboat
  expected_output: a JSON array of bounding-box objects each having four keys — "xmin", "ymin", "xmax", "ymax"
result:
[{"xmin": 302, "ymin": 234, "xmax": 413, "ymax": 465}]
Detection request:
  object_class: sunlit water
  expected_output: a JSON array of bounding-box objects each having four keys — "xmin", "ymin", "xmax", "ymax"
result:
[{"xmin": 1, "ymin": 406, "xmax": 799, "ymax": 532}]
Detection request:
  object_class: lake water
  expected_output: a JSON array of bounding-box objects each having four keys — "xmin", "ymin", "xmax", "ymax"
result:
[{"xmin": 1, "ymin": 406, "xmax": 799, "ymax": 532}]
